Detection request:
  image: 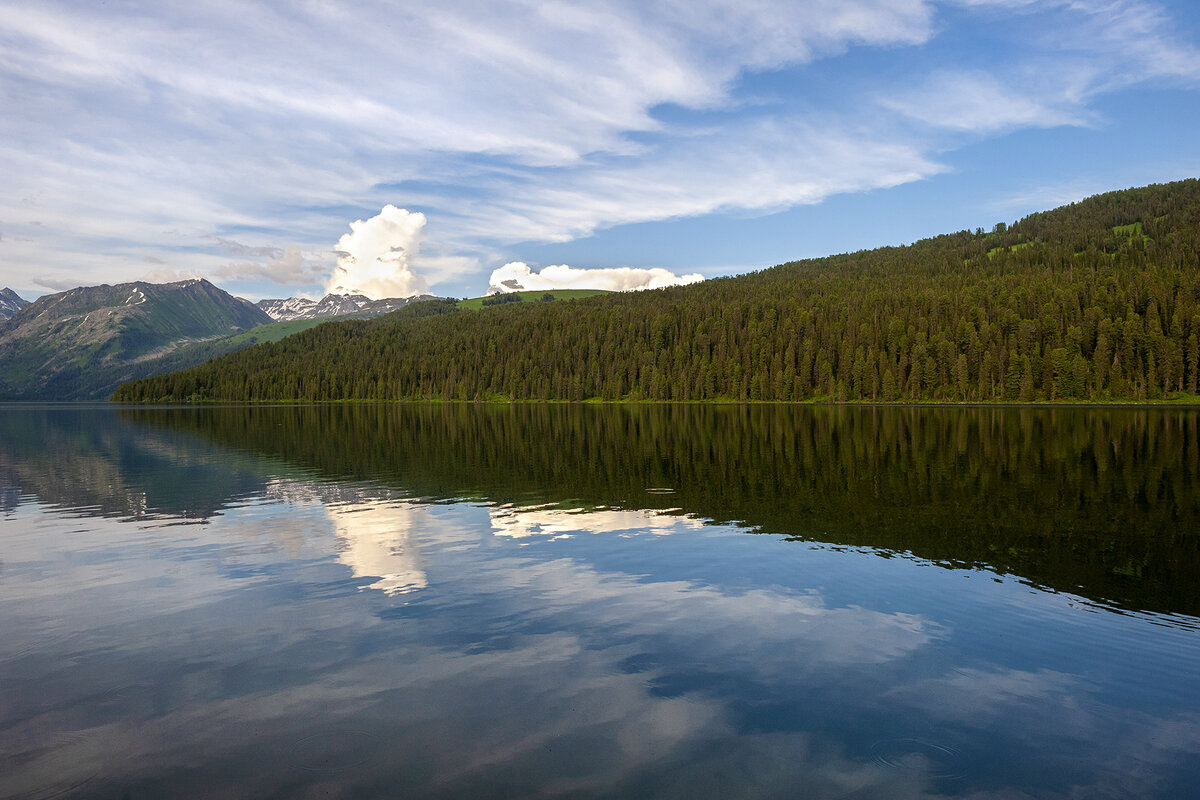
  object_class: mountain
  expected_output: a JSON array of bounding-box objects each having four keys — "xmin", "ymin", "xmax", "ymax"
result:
[
  {"xmin": 256, "ymin": 292, "xmax": 436, "ymax": 321},
  {"xmin": 114, "ymin": 179, "xmax": 1200, "ymax": 405},
  {"xmin": 0, "ymin": 278, "xmax": 271, "ymax": 400},
  {"xmin": 0, "ymin": 288, "xmax": 29, "ymax": 320}
]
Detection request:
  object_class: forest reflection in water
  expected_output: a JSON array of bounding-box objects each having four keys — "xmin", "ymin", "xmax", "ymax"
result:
[
  {"xmin": 0, "ymin": 403, "xmax": 1198, "ymax": 799},
  {"xmin": 117, "ymin": 402, "xmax": 1200, "ymax": 617}
]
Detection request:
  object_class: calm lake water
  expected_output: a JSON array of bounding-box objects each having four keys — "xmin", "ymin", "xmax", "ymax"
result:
[{"xmin": 2, "ymin": 403, "xmax": 1199, "ymax": 799}]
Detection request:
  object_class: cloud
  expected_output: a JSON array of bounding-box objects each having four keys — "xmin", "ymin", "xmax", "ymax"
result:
[
  {"xmin": 879, "ymin": 71, "xmax": 1092, "ymax": 133},
  {"xmin": 210, "ymin": 238, "xmax": 284, "ymax": 260},
  {"xmin": 32, "ymin": 276, "xmax": 78, "ymax": 291},
  {"xmin": 1068, "ymin": 0, "xmax": 1200, "ymax": 86},
  {"xmin": 892, "ymin": 1, "xmax": 1200, "ymax": 136},
  {"xmin": 214, "ymin": 247, "xmax": 323, "ymax": 287},
  {"xmin": 139, "ymin": 267, "xmax": 203, "ymax": 284},
  {"xmin": 488, "ymin": 261, "xmax": 704, "ymax": 294},
  {"xmin": 985, "ymin": 180, "xmax": 1110, "ymax": 216},
  {"xmin": 325, "ymin": 206, "xmax": 430, "ymax": 299},
  {"xmin": 1, "ymin": 0, "xmax": 1199, "ymax": 295},
  {"xmin": 0, "ymin": 1, "xmax": 942, "ymax": 296},
  {"xmin": 440, "ymin": 118, "xmax": 946, "ymax": 247}
]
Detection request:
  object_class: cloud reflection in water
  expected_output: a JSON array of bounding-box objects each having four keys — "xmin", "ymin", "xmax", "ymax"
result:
[{"xmin": 3, "ymin": 444, "xmax": 1200, "ymax": 798}]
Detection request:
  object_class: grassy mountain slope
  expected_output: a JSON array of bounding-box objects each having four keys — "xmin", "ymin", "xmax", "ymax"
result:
[
  {"xmin": 114, "ymin": 179, "xmax": 1200, "ymax": 404},
  {"xmin": 0, "ymin": 278, "xmax": 271, "ymax": 400},
  {"xmin": 456, "ymin": 289, "xmax": 610, "ymax": 309},
  {"xmin": 115, "ymin": 315, "xmax": 348, "ymax": 387}
]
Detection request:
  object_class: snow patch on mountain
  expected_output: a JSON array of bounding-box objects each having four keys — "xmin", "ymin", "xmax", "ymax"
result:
[
  {"xmin": 0, "ymin": 288, "xmax": 29, "ymax": 321},
  {"xmin": 256, "ymin": 293, "xmax": 436, "ymax": 322}
]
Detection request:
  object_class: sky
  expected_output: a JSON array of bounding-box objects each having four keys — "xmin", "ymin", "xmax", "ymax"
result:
[{"xmin": 2, "ymin": 0, "xmax": 1199, "ymax": 302}]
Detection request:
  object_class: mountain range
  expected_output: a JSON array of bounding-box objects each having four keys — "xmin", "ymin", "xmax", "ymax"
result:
[
  {"xmin": 0, "ymin": 280, "xmax": 432, "ymax": 400},
  {"xmin": 113, "ymin": 178, "xmax": 1200, "ymax": 405},
  {"xmin": 256, "ymin": 292, "xmax": 434, "ymax": 321},
  {"xmin": 0, "ymin": 279, "xmax": 270, "ymax": 400},
  {"xmin": 8, "ymin": 178, "xmax": 1200, "ymax": 405}
]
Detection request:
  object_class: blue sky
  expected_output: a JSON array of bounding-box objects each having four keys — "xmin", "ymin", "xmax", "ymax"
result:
[{"xmin": 2, "ymin": 0, "xmax": 1199, "ymax": 301}]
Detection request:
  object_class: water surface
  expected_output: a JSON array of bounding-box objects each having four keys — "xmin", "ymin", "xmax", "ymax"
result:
[{"xmin": 2, "ymin": 404, "xmax": 1199, "ymax": 798}]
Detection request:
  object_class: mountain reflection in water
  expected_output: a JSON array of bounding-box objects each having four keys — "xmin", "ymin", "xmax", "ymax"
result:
[{"xmin": 0, "ymin": 404, "xmax": 1197, "ymax": 799}]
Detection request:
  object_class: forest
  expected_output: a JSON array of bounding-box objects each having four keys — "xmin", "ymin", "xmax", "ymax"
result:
[{"xmin": 112, "ymin": 179, "xmax": 1200, "ymax": 404}]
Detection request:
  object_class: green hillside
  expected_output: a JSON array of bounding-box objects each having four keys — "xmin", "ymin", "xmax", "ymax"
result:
[
  {"xmin": 114, "ymin": 179, "xmax": 1200, "ymax": 404},
  {"xmin": 115, "ymin": 315, "xmax": 344, "ymax": 385},
  {"xmin": 0, "ymin": 279, "xmax": 272, "ymax": 400},
  {"xmin": 456, "ymin": 289, "xmax": 610, "ymax": 309}
]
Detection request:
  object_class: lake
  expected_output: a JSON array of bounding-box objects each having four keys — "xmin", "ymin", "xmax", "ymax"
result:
[{"xmin": 2, "ymin": 403, "xmax": 1199, "ymax": 799}]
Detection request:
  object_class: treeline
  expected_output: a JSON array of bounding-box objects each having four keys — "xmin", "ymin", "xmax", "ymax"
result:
[{"xmin": 113, "ymin": 179, "xmax": 1200, "ymax": 404}]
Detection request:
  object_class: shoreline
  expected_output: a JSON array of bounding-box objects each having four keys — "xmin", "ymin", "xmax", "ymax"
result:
[{"xmin": 91, "ymin": 397, "xmax": 1200, "ymax": 408}]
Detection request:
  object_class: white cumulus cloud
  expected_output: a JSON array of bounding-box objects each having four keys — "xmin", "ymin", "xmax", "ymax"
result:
[
  {"xmin": 326, "ymin": 206, "xmax": 430, "ymax": 299},
  {"xmin": 488, "ymin": 261, "xmax": 704, "ymax": 294}
]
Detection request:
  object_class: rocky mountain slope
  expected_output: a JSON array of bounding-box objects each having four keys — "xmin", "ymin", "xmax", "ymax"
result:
[
  {"xmin": 0, "ymin": 288, "xmax": 29, "ymax": 320},
  {"xmin": 0, "ymin": 278, "xmax": 271, "ymax": 400},
  {"xmin": 257, "ymin": 293, "xmax": 435, "ymax": 321}
]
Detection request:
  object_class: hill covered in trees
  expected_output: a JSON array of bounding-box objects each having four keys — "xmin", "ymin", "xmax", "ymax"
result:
[{"xmin": 114, "ymin": 180, "xmax": 1200, "ymax": 404}]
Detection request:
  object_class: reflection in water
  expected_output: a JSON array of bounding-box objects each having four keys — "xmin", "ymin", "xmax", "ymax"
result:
[
  {"xmin": 258, "ymin": 479, "xmax": 429, "ymax": 595},
  {"xmin": 328, "ymin": 501, "xmax": 428, "ymax": 595},
  {"xmin": 0, "ymin": 406, "xmax": 271, "ymax": 520},
  {"xmin": 1, "ymin": 405, "xmax": 1199, "ymax": 798},
  {"xmin": 122, "ymin": 402, "xmax": 1200, "ymax": 616},
  {"xmin": 490, "ymin": 505, "xmax": 704, "ymax": 539}
]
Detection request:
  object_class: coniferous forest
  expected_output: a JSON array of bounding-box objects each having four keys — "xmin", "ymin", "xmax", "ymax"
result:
[{"xmin": 113, "ymin": 180, "xmax": 1200, "ymax": 403}]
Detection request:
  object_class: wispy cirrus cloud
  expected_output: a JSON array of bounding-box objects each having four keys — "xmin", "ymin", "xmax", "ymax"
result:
[
  {"xmin": 0, "ymin": 0, "xmax": 1198, "ymax": 298},
  {"xmin": 415, "ymin": 118, "xmax": 944, "ymax": 248},
  {"xmin": 890, "ymin": 0, "xmax": 1200, "ymax": 136},
  {"xmin": 879, "ymin": 71, "xmax": 1096, "ymax": 133}
]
